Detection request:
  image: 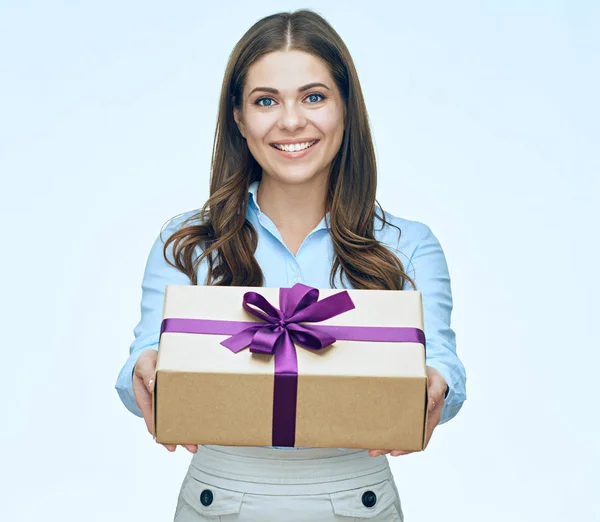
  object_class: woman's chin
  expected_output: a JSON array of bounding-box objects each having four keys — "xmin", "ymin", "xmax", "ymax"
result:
[{"xmin": 261, "ymin": 168, "xmax": 329, "ymax": 186}]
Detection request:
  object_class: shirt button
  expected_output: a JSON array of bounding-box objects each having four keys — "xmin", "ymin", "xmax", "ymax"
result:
[
  {"xmin": 362, "ymin": 490, "xmax": 377, "ymax": 508},
  {"xmin": 200, "ymin": 489, "xmax": 213, "ymax": 506}
]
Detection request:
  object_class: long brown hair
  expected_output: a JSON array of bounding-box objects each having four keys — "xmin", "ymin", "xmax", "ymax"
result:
[{"xmin": 164, "ymin": 9, "xmax": 416, "ymax": 291}]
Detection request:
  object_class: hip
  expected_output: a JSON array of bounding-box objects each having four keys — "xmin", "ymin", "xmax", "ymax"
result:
[{"xmin": 174, "ymin": 445, "xmax": 404, "ymax": 521}]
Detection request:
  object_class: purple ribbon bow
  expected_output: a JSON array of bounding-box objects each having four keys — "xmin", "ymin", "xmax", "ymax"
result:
[{"xmin": 160, "ymin": 283, "xmax": 425, "ymax": 447}]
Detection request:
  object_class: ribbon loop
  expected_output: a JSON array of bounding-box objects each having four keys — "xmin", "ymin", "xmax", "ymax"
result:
[
  {"xmin": 279, "ymin": 284, "xmax": 320, "ymax": 318},
  {"xmin": 286, "ymin": 322, "xmax": 337, "ymax": 350},
  {"xmin": 242, "ymin": 291, "xmax": 283, "ymax": 324}
]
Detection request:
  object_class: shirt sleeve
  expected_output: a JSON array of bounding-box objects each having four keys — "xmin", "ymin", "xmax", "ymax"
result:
[
  {"xmin": 114, "ymin": 214, "xmax": 196, "ymax": 417},
  {"xmin": 407, "ymin": 223, "xmax": 467, "ymax": 424}
]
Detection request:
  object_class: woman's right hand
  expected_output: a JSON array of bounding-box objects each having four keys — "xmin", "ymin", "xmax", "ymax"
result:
[{"xmin": 133, "ymin": 349, "xmax": 198, "ymax": 454}]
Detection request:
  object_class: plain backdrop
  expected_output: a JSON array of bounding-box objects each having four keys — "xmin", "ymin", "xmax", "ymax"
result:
[{"xmin": 1, "ymin": 1, "xmax": 598, "ymax": 520}]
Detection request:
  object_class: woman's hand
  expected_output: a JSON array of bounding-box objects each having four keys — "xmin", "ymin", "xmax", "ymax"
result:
[
  {"xmin": 368, "ymin": 366, "xmax": 448, "ymax": 457},
  {"xmin": 133, "ymin": 349, "xmax": 198, "ymax": 454}
]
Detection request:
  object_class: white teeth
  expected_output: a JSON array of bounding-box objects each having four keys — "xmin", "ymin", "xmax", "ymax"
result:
[{"xmin": 273, "ymin": 140, "xmax": 316, "ymax": 152}]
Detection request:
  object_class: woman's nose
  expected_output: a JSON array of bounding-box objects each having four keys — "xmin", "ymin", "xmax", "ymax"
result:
[{"xmin": 278, "ymin": 104, "xmax": 307, "ymax": 131}]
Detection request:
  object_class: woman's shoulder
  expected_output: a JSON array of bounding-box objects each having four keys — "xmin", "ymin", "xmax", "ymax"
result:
[
  {"xmin": 375, "ymin": 206, "xmax": 430, "ymax": 249},
  {"xmin": 158, "ymin": 208, "xmax": 204, "ymax": 239}
]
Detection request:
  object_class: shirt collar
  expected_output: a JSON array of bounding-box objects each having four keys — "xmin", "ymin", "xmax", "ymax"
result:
[
  {"xmin": 247, "ymin": 180, "xmax": 261, "ymax": 213},
  {"xmin": 247, "ymin": 180, "xmax": 329, "ymax": 232}
]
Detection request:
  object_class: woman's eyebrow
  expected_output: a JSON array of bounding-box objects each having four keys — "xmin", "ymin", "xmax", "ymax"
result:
[{"xmin": 248, "ymin": 82, "xmax": 331, "ymax": 97}]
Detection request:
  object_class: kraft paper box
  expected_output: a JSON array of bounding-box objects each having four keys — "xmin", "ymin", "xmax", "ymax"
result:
[{"xmin": 152, "ymin": 284, "xmax": 428, "ymax": 450}]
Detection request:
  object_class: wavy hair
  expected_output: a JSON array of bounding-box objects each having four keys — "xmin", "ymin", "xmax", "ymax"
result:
[{"xmin": 164, "ymin": 9, "xmax": 416, "ymax": 291}]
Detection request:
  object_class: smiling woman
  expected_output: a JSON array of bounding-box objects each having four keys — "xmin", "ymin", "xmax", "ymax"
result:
[
  {"xmin": 164, "ymin": 10, "xmax": 417, "ymax": 290},
  {"xmin": 115, "ymin": 8, "xmax": 466, "ymax": 522}
]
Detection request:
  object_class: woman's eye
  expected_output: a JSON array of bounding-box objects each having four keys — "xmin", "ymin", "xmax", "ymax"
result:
[
  {"xmin": 256, "ymin": 97, "xmax": 275, "ymax": 107},
  {"xmin": 306, "ymin": 93, "xmax": 325, "ymax": 103}
]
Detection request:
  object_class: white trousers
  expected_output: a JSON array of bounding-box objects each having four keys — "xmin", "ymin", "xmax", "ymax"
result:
[{"xmin": 174, "ymin": 445, "xmax": 404, "ymax": 521}]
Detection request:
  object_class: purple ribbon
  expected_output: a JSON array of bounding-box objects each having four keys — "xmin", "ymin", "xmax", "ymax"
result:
[{"xmin": 160, "ymin": 283, "xmax": 425, "ymax": 447}]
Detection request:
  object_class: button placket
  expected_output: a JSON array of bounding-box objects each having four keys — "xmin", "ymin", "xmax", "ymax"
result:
[{"xmin": 292, "ymin": 264, "xmax": 301, "ymax": 284}]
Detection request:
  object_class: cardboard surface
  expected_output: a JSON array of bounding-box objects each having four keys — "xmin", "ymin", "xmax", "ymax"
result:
[{"xmin": 153, "ymin": 285, "xmax": 428, "ymax": 450}]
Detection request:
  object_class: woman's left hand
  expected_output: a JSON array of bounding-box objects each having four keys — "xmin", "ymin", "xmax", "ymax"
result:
[{"xmin": 368, "ymin": 366, "xmax": 448, "ymax": 457}]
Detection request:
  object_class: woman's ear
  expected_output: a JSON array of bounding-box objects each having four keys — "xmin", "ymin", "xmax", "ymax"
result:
[{"xmin": 233, "ymin": 107, "xmax": 246, "ymax": 139}]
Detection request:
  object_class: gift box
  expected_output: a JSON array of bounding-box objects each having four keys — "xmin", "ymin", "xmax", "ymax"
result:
[{"xmin": 152, "ymin": 283, "xmax": 428, "ymax": 450}]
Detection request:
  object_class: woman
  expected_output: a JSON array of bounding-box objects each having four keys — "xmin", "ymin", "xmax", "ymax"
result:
[{"xmin": 116, "ymin": 9, "xmax": 466, "ymax": 521}]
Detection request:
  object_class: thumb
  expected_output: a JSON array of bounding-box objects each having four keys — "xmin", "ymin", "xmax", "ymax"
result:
[
  {"xmin": 134, "ymin": 350, "xmax": 158, "ymax": 393},
  {"xmin": 426, "ymin": 367, "xmax": 447, "ymax": 398}
]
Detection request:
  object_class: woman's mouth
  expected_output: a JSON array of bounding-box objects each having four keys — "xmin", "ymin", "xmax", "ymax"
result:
[{"xmin": 269, "ymin": 139, "xmax": 320, "ymax": 159}]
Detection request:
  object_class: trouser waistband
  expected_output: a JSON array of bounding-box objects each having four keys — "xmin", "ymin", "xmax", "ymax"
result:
[{"xmin": 187, "ymin": 445, "xmax": 391, "ymax": 494}]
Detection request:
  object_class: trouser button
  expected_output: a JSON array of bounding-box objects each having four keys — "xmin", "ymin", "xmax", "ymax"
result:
[
  {"xmin": 200, "ymin": 489, "xmax": 213, "ymax": 506},
  {"xmin": 362, "ymin": 490, "xmax": 377, "ymax": 507}
]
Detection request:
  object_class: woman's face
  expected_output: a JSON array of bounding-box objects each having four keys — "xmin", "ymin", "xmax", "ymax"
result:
[{"xmin": 234, "ymin": 50, "xmax": 345, "ymax": 187}]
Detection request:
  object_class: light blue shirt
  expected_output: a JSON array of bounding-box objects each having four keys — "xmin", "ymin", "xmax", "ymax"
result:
[{"xmin": 115, "ymin": 181, "xmax": 467, "ymax": 449}]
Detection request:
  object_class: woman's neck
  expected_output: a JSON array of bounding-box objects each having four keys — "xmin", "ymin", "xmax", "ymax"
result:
[{"xmin": 256, "ymin": 176, "xmax": 327, "ymax": 255}]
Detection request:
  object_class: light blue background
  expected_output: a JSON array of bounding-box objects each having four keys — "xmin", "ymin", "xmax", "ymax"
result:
[{"xmin": 1, "ymin": 1, "xmax": 598, "ymax": 520}]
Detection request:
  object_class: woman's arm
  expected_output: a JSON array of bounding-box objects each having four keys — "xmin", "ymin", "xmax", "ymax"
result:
[
  {"xmin": 409, "ymin": 223, "xmax": 467, "ymax": 424},
  {"xmin": 114, "ymin": 213, "xmax": 195, "ymax": 417}
]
